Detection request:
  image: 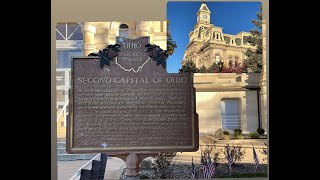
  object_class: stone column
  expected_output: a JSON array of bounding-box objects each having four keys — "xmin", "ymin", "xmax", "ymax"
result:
[
  {"xmin": 83, "ymin": 24, "xmax": 96, "ymax": 56},
  {"xmin": 260, "ymin": 19, "xmax": 268, "ymax": 132},
  {"xmin": 109, "ymin": 24, "xmax": 119, "ymax": 45},
  {"xmin": 162, "ymin": 21, "xmax": 167, "ymax": 32},
  {"xmin": 94, "ymin": 24, "xmax": 108, "ymax": 51},
  {"xmin": 139, "ymin": 21, "xmax": 151, "ymax": 41},
  {"xmin": 241, "ymin": 92, "xmax": 248, "ymax": 133},
  {"xmin": 221, "ymin": 32, "xmax": 225, "ymax": 41},
  {"xmin": 241, "ymin": 34, "xmax": 244, "ymax": 45}
]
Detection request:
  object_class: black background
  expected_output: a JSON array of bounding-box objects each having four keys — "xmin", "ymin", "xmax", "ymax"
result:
[{"xmin": 5, "ymin": 0, "xmax": 308, "ymax": 179}]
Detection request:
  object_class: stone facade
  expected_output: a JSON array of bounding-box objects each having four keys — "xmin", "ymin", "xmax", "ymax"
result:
[
  {"xmin": 182, "ymin": 3, "xmax": 255, "ymax": 69},
  {"xmin": 260, "ymin": 19, "xmax": 268, "ymax": 131},
  {"xmin": 182, "ymin": 3, "xmax": 267, "ymax": 135},
  {"xmin": 194, "ymin": 73, "xmax": 261, "ymax": 135},
  {"xmin": 82, "ymin": 21, "xmax": 167, "ymax": 56}
]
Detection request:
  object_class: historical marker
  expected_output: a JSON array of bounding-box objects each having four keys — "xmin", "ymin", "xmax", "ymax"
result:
[{"xmin": 67, "ymin": 37, "xmax": 199, "ymax": 153}]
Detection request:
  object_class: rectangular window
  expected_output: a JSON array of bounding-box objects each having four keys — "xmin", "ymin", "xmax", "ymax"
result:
[
  {"xmin": 56, "ymin": 49, "xmax": 83, "ymax": 68},
  {"xmin": 221, "ymin": 99, "xmax": 241, "ymax": 130},
  {"xmin": 119, "ymin": 30, "xmax": 129, "ymax": 38}
]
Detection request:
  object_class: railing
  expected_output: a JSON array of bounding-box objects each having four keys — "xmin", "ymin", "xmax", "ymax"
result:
[
  {"xmin": 57, "ymin": 99, "xmax": 69, "ymax": 127},
  {"xmin": 69, "ymin": 154, "xmax": 101, "ymax": 180},
  {"xmin": 56, "ymin": 68, "xmax": 71, "ymax": 127},
  {"xmin": 221, "ymin": 114, "xmax": 241, "ymax": 130},
  {"xmin": 56, "ymin": 68, "xmax": 71, "ymax": 108}
]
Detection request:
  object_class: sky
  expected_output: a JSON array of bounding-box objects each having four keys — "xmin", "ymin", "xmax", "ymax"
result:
[{"xmin": 166, "ymin": 1, "xmax": 261, "ymax": 73}]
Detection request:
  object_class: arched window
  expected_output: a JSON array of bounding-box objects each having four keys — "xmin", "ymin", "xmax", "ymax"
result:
[
  {"xmin": 120, "ymin": 24, "xmax": 129, "ymax": 28},
  {"xmin": 56, "ymin": 22, "xmax": 83, "ymax": 68},
  {"xmin": 235, "ymin": 56, "xmax": 239, "ymax": 67},
  {"xmin": 119, "ymin": 24, "xmax": 129, "ymax": 38},
  {"xmin": 56, "ymin": 23, "xmax": 83, "ymax": 40},
  {"xmin": 229, "ymin": 56, "xmax": 233, "ymax": 68}
]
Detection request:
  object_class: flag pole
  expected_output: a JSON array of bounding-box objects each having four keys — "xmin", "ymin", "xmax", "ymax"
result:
[
  {"xmin": 198, "ymin": 162, "xmax": 200, "ymax": 179},
  {"xmin": 227, "ymin": 144, "xmax": 232, "ymax": 177},
  {"xmin": 252, "ymin": 143, "xmax": 257, "ymax": 175},
  {"xmin": 200, "ymin": 151, "xmax": 202, "ymax": 179},
  {"xmin": 251, "ymin": 143, "xmax": 255, "ymax": 175},
  {"xmin": 192, "ymin": 157, "xmax": 195, "ymax": 179},
  {"xmin": 199, "ymin": 163, "xmax": 201, "ymax": 179}
]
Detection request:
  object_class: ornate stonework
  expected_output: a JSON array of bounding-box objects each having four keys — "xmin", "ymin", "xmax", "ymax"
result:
[
  {"xmin": 82, "ymin": 21, "xmax": 167, "ymax": 56},
  {"xmin": 182, "ymin": 3, "xmax": 255, "ymax": 69}
]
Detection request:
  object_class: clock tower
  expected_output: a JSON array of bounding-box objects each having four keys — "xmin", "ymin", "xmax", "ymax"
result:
[{"xmin": 197, "ymin": 2, "xmax": 211, "ymax": 24}]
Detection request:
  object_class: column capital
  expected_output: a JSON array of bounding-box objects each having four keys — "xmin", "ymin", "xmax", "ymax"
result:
[
  {"xmin": 83, "ymin": 44, "xmax": 95, "ymax": 50},
  {"xmin": 83, "ymin": 24, "xmax": 96, "ymax": 34}
]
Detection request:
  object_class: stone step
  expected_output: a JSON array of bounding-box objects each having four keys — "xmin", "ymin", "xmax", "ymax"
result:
[
  {"xmin": 58, "ymin": 154, "xmax": 96, "ymax": 161},
  {"xmin": 57, "ymin": 142, "xmax": 66, "ymax": 148},
  {"xmin": 57, "ymin": 148, "xmax": 67, "ymax": 154},
  {"xmin": 57, "ymin": 138, "xmax": 66, "ymax": 142}
]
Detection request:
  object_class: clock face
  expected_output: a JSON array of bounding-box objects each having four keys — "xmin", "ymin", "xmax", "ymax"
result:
[{"xmin": 203, "ymin": 15, "xmax": 207, "ymax": 19}]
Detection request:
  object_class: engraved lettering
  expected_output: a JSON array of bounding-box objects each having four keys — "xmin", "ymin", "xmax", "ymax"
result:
[{"xmin": 70, "ymin": 38, "xmax": 195, "ymax": 151}]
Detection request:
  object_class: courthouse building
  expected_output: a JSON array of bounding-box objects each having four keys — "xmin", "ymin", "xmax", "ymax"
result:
[
  {"xmin": 183, "ymin": 3, "xmax": 253, "ymax": 69},
  {"xmin": 183, "ymin": 3, "xmax": 267, "ymax": 135},
  {"xmin": 55, "ymin": 4, "xmax": 267, "ymax": 138}
]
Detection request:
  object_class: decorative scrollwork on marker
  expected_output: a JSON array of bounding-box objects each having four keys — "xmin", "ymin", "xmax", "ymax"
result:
[
  {"xmin": 88, "ymin": 44, "xmax": 121, "ymax": 68},
  {"xmin": 145, "ymin": 44, "xmax": 168, "ymax": 69}
]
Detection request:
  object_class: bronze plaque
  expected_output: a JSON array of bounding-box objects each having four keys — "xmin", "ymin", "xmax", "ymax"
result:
[{"xmin": 67, "ymin": 37, "xmax": 199, "ymax": 153}]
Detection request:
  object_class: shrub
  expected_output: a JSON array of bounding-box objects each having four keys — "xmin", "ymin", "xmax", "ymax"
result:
[
  {"xmin": 250, "ymin": 132, "xmax": 259, "ymax": 139},
  {"xmin": 221, "ymin": 66, "xmax": 247, "ymax": 73},
  {"xmin": 140, "ymin": 174, "xmax": 149, "ymax": 179},
  {"xmin": 208, "ymin": 63, "xmax": 219, "ymax": 73},
  {"xmin": 223, "ymin": 135, "xmax": 230, "ymax": 140},
  {"xmin": 257, "ymin": 128, "xmax": 265, "ymax": 135},
  {"xmin": 152, "ymin": 152, "xmax": 177, "ymax": 179},
  {"xmin": 140, "ymin": 158, "xmax": 153, "ymax": 170},
  {"xmin": 223, "ymin": 131, "xmax": 230, "ymax": 135},
  {"xmin": 200, "ymin": 142, "xmax": 223, "ymax": 168},
  {"xmin": 234, "ymin": 129, "xmax": 242, "ymax": 136},
  {"xmin": 199, "ymin": 65, "xmax": 207, "ymax": 73},
  {"xmin": 234, "ymin": 135, "xmax": 244, "ymax": 139},
  {"xmin": 223, "ymin": 144, "xmax": 246, "ymax": 166},
  {"xmin": 260, "ymin": 142, "xmax": 268, "ymax": 161},
  {"xmin": 213, "ymin": 148, "xmax": 223, "ymax": 167}
]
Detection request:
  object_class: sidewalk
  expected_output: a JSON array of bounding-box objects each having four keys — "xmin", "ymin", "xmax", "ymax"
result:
[{"xmin": 58, "ymin": 160, "xmax": 88, "ymax": 180}]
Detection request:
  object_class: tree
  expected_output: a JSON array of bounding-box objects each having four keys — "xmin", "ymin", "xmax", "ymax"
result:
[
  {"xmin": 179, "ymin": 60, "xmax": 199, "ymax": 73},
  {"xmin": 167, "ymin": 21, "xmax": 177, "ymax": 56},
  {"xmin": 207, "ymin": 63, "xmax": 219, "ymax": 73},
  {"xmin": 243, "ymin": 4, "xmax": 262, "ymax": 73},
  {"xmin": 199, "ymin": 65, "xmax": 207, "ymax": 73}
]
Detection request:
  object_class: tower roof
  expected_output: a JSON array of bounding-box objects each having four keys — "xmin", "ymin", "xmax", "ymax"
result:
[{"xmin": 198, "ymin": 2, "xmax": 211, "ymax": 13}]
